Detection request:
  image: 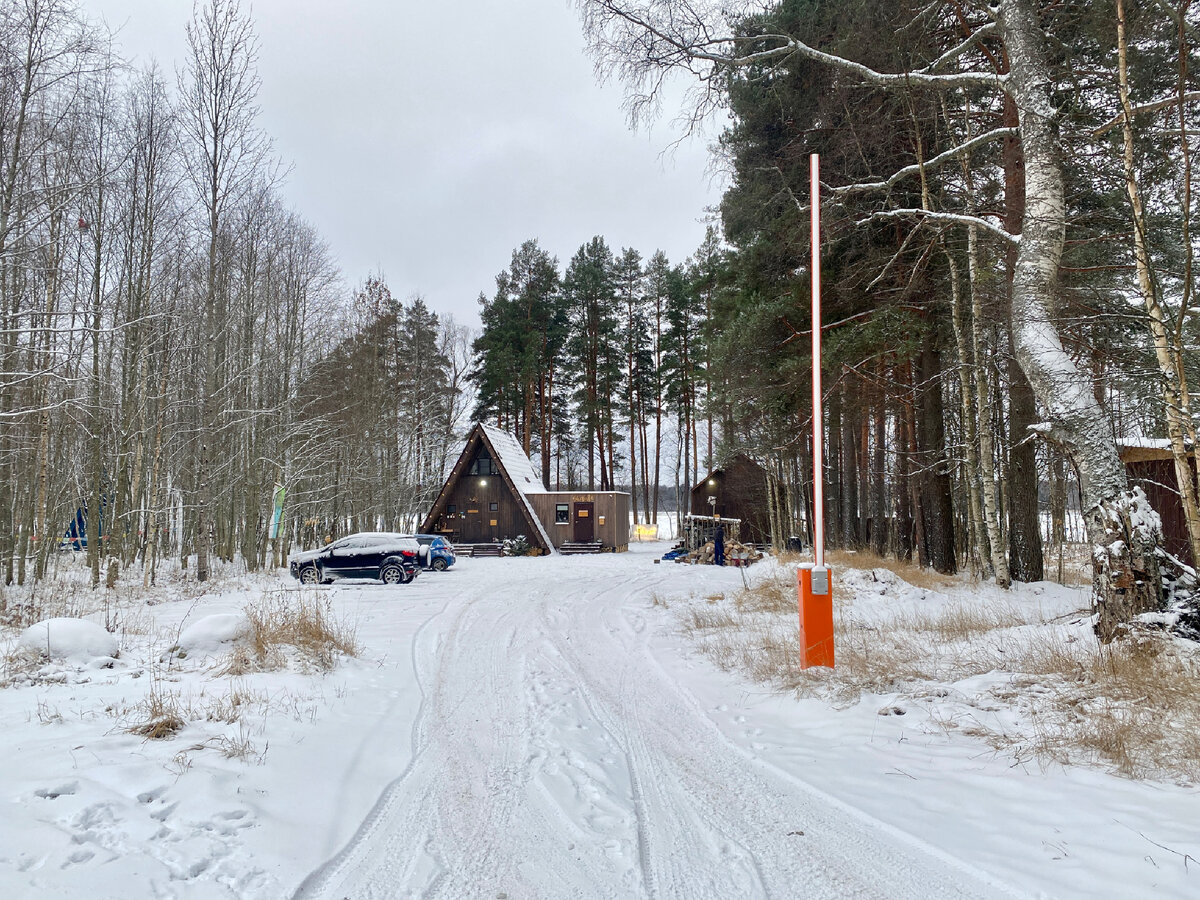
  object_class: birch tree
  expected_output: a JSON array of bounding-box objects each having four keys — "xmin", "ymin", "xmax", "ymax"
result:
[
  {"xmin": 578, "ymin": 0, "xmax": 1165, "ymax": 636},
  {"xmin": 179, "ymin": 0, "xmax": 270, "ymax": 582}
]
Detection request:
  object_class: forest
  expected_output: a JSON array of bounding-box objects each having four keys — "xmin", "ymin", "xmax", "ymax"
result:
[
  {"xmin": 3, "ymin": 0, "xmax": 1200, "ymax": 640},
  {"xmin": 0, "ymin": 0, "xmax": 472, "ymax": 593}
]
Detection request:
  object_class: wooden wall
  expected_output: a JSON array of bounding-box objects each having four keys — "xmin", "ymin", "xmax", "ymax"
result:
[
  {"xmin": 528, "ymin": 492, "xmax": 630, "ymax": 551},
  {"xmin": 1126, "ymin": 457, "xmax": 1192, "ymax": 564},
  {"xmin": 690, "ymin": 456, "xmax": 770, "ymax": 546},
  {"xmin": 428, "ymin": 474, "xmax": 536, "ymax": 546}
]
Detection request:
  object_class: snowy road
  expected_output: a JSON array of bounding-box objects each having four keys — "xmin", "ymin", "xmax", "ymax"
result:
[{"xmin": 293, "ymin": 553, "xmax": 1016, "ymax": 900}]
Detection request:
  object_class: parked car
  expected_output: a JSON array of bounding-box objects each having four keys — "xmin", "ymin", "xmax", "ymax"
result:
[
  {"xmin": 288, "ymin": 533, "xmax": 421, "ymax": 585},
  {"xmin": 404, "ymin": 534, "xmax": 456, "ymax": 571}
]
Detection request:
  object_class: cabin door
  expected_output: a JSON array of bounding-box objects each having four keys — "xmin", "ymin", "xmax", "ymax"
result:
[{"xmin": 573, "ymin": 502, "xmax": 595, "ymax": 542}]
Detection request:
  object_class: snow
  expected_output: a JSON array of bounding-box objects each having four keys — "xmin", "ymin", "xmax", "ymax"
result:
[
  {"xmin": 174, "ymin": 613, "xmax": 251, "ymax": 656},
  {"xmin": 480, "ymin": 422, "xmax": 548, "ymax": 494},
  {"xmin": 0, "ymin": 549, "xmax": 1196, "ymax": 898},
  {"xmin": 18, "ymin": 618, "xmax": 118, "ymax": 662},
  {"xmin": 1117, "ymin": 436, "xmax": 1175, "ymax": 450}
]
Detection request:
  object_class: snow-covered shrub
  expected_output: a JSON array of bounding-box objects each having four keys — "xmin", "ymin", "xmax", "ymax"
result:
[
  {"xmin": 502, "ymin": 535, "xmax": 532, "ymax": 557},
  {"xmin": 18, "ymin": 618, "xmax": 118, "ymax": 662}
]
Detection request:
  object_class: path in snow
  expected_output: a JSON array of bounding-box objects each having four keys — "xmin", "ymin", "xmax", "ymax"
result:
[{"xmin": 293, "ymin": 556, "xmax": 1019, "ymax": 900}]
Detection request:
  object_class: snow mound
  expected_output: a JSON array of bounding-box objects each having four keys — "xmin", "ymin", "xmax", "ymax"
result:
[
  {"xmin": 174, "ymin": 613, "xmax": 251, "ymax": 655},
  {"xmin": 18, "ymin": 618, "xmax": 118, "ymax": 662}
]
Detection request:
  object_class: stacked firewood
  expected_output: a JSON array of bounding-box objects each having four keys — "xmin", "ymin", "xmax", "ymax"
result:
[{"xmin": 677, "ymin": 540, "xmax": 764, "ymax": 566}]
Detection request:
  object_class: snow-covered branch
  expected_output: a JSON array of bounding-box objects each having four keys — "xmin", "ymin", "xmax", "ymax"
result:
[
  {"xmin": 580, "ymin": 1, "xmax": 1006, "ymax": 91},
  {"xmin": 1092, "ymin": 91, "xmax": 1200, "ymax": 137},
  {"xmin": 832, "ymin": 127, "xmax": 1016, "ymax": 196},
  {"xmin": 866, "ymin": 208, "xmax": 1018, "ymax": 245},
  {"xmin": 915, "ymin": 21, "xmax": 997, "ymax": 74}
]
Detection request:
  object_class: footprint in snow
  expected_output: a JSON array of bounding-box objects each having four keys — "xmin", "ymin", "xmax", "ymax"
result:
[{"xmin": 34, "ymin": 782, "xmax": 78, "ymax": 800}]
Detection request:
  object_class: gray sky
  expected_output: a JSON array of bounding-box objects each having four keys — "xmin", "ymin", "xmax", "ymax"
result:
[{"xmin": 87, "ymin": 0, "xmax": 722, "ymax": 328}]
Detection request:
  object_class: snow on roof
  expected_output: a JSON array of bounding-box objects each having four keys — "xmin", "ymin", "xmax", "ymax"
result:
[
  {"xmin": 477, "ymin": 423, "xmax": 555, "ymax": 553},
  {"xmin": 479, "ymin": 424, "xmax": 547, "ymax": 494},
  {"xmin": 1117, "ymin": 437, "xmax": 1174, "ymax": 450}
]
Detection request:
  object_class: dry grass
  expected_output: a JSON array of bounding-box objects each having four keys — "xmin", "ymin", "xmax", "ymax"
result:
[
  {"xmin": 679, "ymin": 561, "xmax": 1200, "ymax": 782},
  {"xmin": 222, "ymin": 593, "xmax": 358, "ymax": 674},
  {"xmin": 123, "ymin": 674, "xmax": 270, "ymax": 749},
  {"xmin": 826, "ymin": 549, "xmax": 959, "ymax": 591},
  {"xmin": 126, "ymin": 669, "xmax": 187, "ymax": 740}
]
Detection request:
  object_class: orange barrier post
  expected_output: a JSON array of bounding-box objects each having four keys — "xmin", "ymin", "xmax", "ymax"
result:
[{"xmin": 798, "ymin": 563, "xmax": 834, "ymax": 668}]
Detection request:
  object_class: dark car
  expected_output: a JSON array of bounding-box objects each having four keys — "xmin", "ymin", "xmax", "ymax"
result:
[
  {"xmin": 403, "ymin": 534, "xmax": 456, "ymax": 571},
  {"xmin": 288, "ymin": 533, "xmax": 421, "ymax": 585}
]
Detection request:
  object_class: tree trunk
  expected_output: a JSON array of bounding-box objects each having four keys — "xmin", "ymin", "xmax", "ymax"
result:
[
  {"xmin": 1115, "ymin": 0, "xmax": 1200, "ymax": 566},
  {"xmin": 998, "ymin": 0, "xmax": 1160, "ymax": 638}
]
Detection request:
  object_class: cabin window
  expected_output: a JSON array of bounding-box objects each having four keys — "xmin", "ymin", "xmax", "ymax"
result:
[
  {"xmin": 447, "ymin": 504, "xmax": 456, "ymax": 514},
  {"xmin": 555, "ymin": 503, "xmax": 569, "ymax": 524},
  {"xmin": 489, "ymin": 502, "xmax": 498, "ymax": 511},
  {"xmin": 468, "ymin": 448, "xmax": 496, "ymax": 476}
]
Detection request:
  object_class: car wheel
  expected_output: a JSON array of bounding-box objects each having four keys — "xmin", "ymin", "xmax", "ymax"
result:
[
  {"xmin": 431, "ymin": 557, "xmax": 448, "ymax": 572},
  {"xmin": 299, "ymin": 565, "xmax": 319, "ymax": 585},
  {"xmin": 380, "ymin": 563, "xmax": 405, "ymax": 585}
]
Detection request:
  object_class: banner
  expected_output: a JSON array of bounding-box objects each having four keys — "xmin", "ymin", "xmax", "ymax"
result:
[{"xmin": 269, "ymin": 483, "xmax": 286, "ymax": 539}]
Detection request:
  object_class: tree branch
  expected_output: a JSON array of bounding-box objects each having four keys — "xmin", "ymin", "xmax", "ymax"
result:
[
  {"xmin": 833, "ymin": 126, "xmax": 1016, "ymax": 196},
  {"xmin": 580, "ymin": 1, "xmax": 1006, "ymax": 91},
  {"xmin": 1093, "ymin": 91, "xmax": 1200, "ymax": 136},
  {"xmin": 915, "ymin": 21, "xmax": 998, "ymax": 73},
  {"xmin": 866, "ymin": 208, "xmax": 1019, "ymax": 245}
]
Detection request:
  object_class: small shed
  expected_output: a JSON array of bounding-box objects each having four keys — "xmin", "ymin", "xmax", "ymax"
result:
[
  {"xmin": 1118, "ymin": 439, "xmax": 1195, "ymax": 565},
  {"xmin": 690, "ymin": 454, "xmax": 771, "ymax": 547},
  {"xmin": 527, "ymin": 491, "xmax": 630, "ymax": 552}
]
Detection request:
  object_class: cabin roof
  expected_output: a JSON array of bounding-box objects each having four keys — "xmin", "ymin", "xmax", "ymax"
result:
[
  {"xmin": 476, "ymin": 424, "xmax": 554, "ymax": 550},
  {"xmin": 479, "ymin": 423, "xmax": 548, "ymax": 495}
]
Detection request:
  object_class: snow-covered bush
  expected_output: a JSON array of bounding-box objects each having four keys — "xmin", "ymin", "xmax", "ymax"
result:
[
  {"xmin": 502, "ymin": 535, "xmax": 532, "ymax": 557},
  {"xmin": 18, "ymin": 618, "xmax": 118, "ymax": 662}
]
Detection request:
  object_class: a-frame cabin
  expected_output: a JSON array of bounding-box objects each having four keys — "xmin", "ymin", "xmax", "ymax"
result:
[{"xmin": 421, "ymin": 423, "xmax": 554, "ymax": 553}]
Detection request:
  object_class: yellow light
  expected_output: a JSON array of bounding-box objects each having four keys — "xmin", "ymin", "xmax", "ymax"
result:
[
  {"xmin": 707, "ymin": 479, "xmax": 716, "ymax": 486},
  {"xmin": 480, "ymin": 479, "xmax": 488, "ymax": 486}
]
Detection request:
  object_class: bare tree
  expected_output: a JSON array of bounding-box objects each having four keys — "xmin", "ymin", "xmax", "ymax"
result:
[{"xmin": 178, "ymin": 0, "xmax": 270, "ymax": 582}]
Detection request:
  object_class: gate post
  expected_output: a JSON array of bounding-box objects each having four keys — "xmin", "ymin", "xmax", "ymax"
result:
[{"xmin": 798, "ymin": 153, "xmax": 835, "ymax": 668}]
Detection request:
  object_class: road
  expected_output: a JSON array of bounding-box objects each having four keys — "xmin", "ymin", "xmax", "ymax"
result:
[{"xmin": 292, "ymin": 550, "xmax": 1019, "ymax": 900}]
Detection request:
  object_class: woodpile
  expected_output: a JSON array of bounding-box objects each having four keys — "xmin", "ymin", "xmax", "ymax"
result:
[{"xmin": 676, "ymin": 540, "xmax": 764, "ymax": 566}]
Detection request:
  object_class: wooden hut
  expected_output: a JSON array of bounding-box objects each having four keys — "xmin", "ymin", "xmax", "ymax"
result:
[
  {"xmin": 422, "ymin": 424, "xmax": 629, "ymax": 553},
  {"xmin": 528, "ymin": 492, "xmax": 630, "ymax": 552},
  {"xmin": 690, "ymin": 454, "xmax": 771, "ymax": 547},
  {"xmin": 1118, "ymin": 439, "xmax": 1196, "ymax": 565}
]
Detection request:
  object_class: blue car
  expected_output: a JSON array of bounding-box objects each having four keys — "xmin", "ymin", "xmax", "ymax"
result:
[{"xmin": 405, "ymin": 534, "xmax": 456, "ymax": 571}]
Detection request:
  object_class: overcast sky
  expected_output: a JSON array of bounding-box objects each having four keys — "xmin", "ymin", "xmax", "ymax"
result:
[{"xmin": 85, "ymin": 0, "xmax": 723, "ymax": 328}]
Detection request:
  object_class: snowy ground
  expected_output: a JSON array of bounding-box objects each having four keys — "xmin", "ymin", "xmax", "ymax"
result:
[{"xmin": 1, "ymin": 544, "xmax": 1197, "ymax": 898}]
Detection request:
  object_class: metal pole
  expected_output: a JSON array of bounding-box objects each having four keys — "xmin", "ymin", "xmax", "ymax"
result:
[
  {"xmin": 796, "ymin": 152, "xmax": 834, "ymax": 668},
  {"xmin": 810, "ymin": 154, "xmax": 824, "ymax": 568}
]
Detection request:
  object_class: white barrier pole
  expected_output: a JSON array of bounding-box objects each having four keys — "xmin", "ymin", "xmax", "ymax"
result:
[{"xmin": 811, "ymin": 153, "xmax": 824, "ymax": 568}]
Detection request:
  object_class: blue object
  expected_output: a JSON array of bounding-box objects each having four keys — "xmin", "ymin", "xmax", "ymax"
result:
[{"xmin": 405, "ymin": 534, "xmax": 457, "ymax": 571}]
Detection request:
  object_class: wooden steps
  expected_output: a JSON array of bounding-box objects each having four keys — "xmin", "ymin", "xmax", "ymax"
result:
[
  {"xmin": 459, "ymin": 542, "xmax": 503, "ymax": 558},
  {"xmin": 559, "ymin": 541, "xmax": 603, "ymax": 555}
]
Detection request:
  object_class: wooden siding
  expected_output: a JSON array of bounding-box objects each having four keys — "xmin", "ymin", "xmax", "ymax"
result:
[
  {"xmin": 1126, "ymin": 457, "xmax": 1193, "ymax": 565},
  {"xmin": 528, "ymin": 492, "xmax": 630, "ymax": 551},
  {"xmin": 421, "ymin": 427, "xmax": 550, "ymax": 551},
  {"xmin": 1117, "ymin": 445, "xmax": 1196, "ymax": 565},
  {"xmin": 690, "ymin": 455, "xmax": 771, "ymax": 546}
]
